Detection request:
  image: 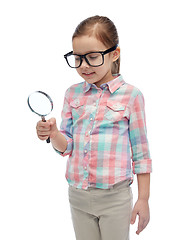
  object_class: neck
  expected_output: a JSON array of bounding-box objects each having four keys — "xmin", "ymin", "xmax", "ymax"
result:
[{"xmin": 95, "ymin": 73, "xmax": 115, "ymax": 88}]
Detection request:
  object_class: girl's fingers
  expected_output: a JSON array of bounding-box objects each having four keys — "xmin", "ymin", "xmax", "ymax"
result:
[
  {"xmin": 130, "ymin": 208, "xmax": 138, "ymax": 225},
  {"xmin": 36, "ymin": 124, "xmax": 50, "ymax": 132},
  {"xmin": 136, "ymin": 217, "xmax": 149, "ymax": 235},
  {"xmin": 36, "ymin": 118, "xmax": 56, "ymax": 141},
  {"xmin": 36, "ymin": 120, "xmax": 50, "ymax": 129},
  {"xmin": 38, "ymin": 135, "xmax": 50, "ymax": 141},
  {"xmin": 37, "ymin": 131, "xmax": 50, "ymax": 137}
]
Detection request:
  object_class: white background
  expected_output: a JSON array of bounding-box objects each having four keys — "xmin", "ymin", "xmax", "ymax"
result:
[{"xmin": 0, "ymin": 0, "xmax": 175, "ymax": 239}]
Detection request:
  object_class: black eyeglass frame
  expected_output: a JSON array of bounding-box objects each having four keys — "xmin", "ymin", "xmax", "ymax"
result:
[{"xmin": 64, "ymin": 44, "xmax": 118, "ymax": 68}]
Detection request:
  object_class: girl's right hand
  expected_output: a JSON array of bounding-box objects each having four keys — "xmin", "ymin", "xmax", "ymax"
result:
[{"xmin": 36, "ymin": 118, "xmax": 58, "ymax": 141}]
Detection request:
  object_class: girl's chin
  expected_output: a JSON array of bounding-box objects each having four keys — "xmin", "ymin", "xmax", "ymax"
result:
[
  {"xmin": 81, "ymin": 73, "xmax": 103, "ymax": 86},
  {"xmin": 82, "ymin": 74, "xmax": 97, "ymax": 83}
]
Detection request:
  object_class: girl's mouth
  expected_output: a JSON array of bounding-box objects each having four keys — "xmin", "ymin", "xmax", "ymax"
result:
[{"xmin": 82, "ymin": 72, "xmax": 95, "ymax": 77}]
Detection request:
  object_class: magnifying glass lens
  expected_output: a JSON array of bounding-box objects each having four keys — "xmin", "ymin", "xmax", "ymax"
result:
[
  {"xmin": 27, "ymin": 91, "xmax": 53, "ymax": 143},
  {"xmin": 28, "ymin": 92, "xmax": 53, "ymax": 116}
]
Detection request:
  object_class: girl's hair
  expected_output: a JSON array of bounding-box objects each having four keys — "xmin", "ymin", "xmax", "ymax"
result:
[{"xmin": 72, "ymin": 15, "xmax": 120, "ymax": 74}]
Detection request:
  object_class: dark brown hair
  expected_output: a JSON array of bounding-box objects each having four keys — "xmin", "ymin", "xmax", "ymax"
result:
[{"xmin": 72, "ymin": 15, "xmax": 120, "ymax": 74}]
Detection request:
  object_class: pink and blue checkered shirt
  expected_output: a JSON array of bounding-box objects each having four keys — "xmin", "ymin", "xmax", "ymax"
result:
[{"xmin": 56, "ymin": 74, "xmax": 152, "ymax": 189}]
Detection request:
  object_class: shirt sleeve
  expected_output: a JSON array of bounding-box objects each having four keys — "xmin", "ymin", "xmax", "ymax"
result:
[
  {"xmin": 129, "ymin": 91, "xmax": 152, "ymax": 174},
  {"xmin": 54, "ymin": 88, "xmax": 73, "ymax": 157}
]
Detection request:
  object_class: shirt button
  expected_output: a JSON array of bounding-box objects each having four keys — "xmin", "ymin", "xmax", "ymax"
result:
[
  {"xmin": 86, "ymin": 131, "xmax": 91, "ymax": 137},
  {"xmin": 75, "ymin": 100, "xmax": 79, "ymax": 105},
  {"xmin": 84, "ymin": 150, "xmax": 87, "ymax": 153},
  {"xmin": 84, "ymin": 166, "xmax": 87, "ymax": 170},
  {"xmin": 90, "ymin": 118, "xmax": 93, "ymax": 121}
]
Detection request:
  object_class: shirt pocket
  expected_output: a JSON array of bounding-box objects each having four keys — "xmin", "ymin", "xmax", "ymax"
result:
[
  {"xmin": 104, "ymin": 101, "xmax": 127, "ymax": 122},
  {"xmin": 70, "ymin": 98, "xmax": 85, "ymax": 120}
]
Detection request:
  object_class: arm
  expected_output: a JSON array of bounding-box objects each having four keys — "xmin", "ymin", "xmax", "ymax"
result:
[
  {"xmin": 129, "ymin": 92, "xmax": 152, "ymax": 174},
  {"xmin": 36, "ymin": 117, "xmax": 69, "ymax": 154},
  {"xmin": 131, "ymin": 173, "xmax": 150, "ymax": 235},
  {"xmin": 129, "ymin": 92, "xmax": 152, "ymax": 234},
  {"xmin": 49, "ymin": 119, "xmax": 68, "ymax": 153},
  {"xmin": 51, "ymin": 131, "xmax": 68, "ymax": 153},
  {"xmin": 36, "ymin": 88, "xmax": 73, "ymax": 156},
  {"xmin": 55, "ymin": 88, "xmax": 73, "ymax": 156},
  {"xmin": 137, "ymin": 173, "xmax": 150, "ymax": 201}
]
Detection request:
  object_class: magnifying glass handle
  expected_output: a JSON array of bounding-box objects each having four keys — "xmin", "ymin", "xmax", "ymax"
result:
[{"xmin": 41, "ymin": 116, "xmax": 50, "ymax": 143}]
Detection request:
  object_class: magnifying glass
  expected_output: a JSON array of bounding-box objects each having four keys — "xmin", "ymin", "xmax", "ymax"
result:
[{"xmin": 27, "ymin": 91, "xmax": 53, "ymax": 143}]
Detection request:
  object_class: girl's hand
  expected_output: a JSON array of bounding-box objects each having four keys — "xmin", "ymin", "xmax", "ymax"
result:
[
  {"xmin": 130, "ymin": 199, "xmax": 150, "ymax": 235},
  {"xmin": 36, "ymin": 118, "xmax": 58, "ymax": 141}
]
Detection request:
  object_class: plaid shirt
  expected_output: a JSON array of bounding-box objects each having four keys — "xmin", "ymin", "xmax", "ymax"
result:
[{"xmin": 55, "ymin": 74, "xmax": 152, "ymax": 189}]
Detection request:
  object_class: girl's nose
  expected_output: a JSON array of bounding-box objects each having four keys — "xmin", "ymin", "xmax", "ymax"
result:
[{"xmin": 80, "ymin": 58, "xmax": 90, "ymax": 68}]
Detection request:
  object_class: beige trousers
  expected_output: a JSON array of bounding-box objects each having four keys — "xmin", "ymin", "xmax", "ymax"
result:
[{"xmin": 68, "ymin": 180, "xmax": 133, "ymax": 240}]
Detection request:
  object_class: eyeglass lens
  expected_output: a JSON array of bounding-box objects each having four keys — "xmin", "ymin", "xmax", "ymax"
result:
[{"xmin": 67, "ymin": 52, "xmax": 103, "ymax": 68}]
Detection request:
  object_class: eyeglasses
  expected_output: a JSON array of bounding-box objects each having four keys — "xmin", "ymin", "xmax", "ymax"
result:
[{"xmin": 64, "ymin": 45, "xmax": 118, "ymax": 68}]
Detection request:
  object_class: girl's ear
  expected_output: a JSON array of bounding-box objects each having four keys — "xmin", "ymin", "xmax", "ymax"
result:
[{"xmin": 113, "ymin": 47, "xmax": 120, "ymax": 62}]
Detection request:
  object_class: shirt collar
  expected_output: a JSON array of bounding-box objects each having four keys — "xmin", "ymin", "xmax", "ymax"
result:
[{"xmin": 83, "ymin": 74, "xmax": 125, "ymax": 94}]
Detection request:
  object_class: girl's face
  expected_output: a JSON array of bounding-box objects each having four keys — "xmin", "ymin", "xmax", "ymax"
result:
[{"xmin": 72, "ymin": 36, "xmax": 120, "ymax": 88}]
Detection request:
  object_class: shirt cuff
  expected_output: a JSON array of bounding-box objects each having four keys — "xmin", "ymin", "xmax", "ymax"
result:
[
  {"xmin": 54, "ymin": 138, "xmax": 73, "ymax": 157},
  {"xmin": 132, "ymin": 159, "xmax": 152, "ymax": 174}
]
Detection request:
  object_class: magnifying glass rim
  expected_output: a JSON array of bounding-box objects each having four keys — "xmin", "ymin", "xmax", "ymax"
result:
[{"xmin": 27, "ymin": 90, "xmax": 53, "ymax": 117}]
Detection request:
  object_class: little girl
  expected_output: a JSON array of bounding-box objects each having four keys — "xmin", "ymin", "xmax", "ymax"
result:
[{"xmin": 36, "ymin": 15, "xmax": 152, "ymax": 240}]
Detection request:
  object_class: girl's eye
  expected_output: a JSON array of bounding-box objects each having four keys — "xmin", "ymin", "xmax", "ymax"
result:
[
  {"xmin": 89, "ymin": 56, "xmax": 98, "ymax": 60},
  {"xmin": 87, "ymin": 53, "xmax": 100, "ymax": 60},
  {"xmin": 74, "ymin": 56, "xmax": 80, "ymax": 61}
]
